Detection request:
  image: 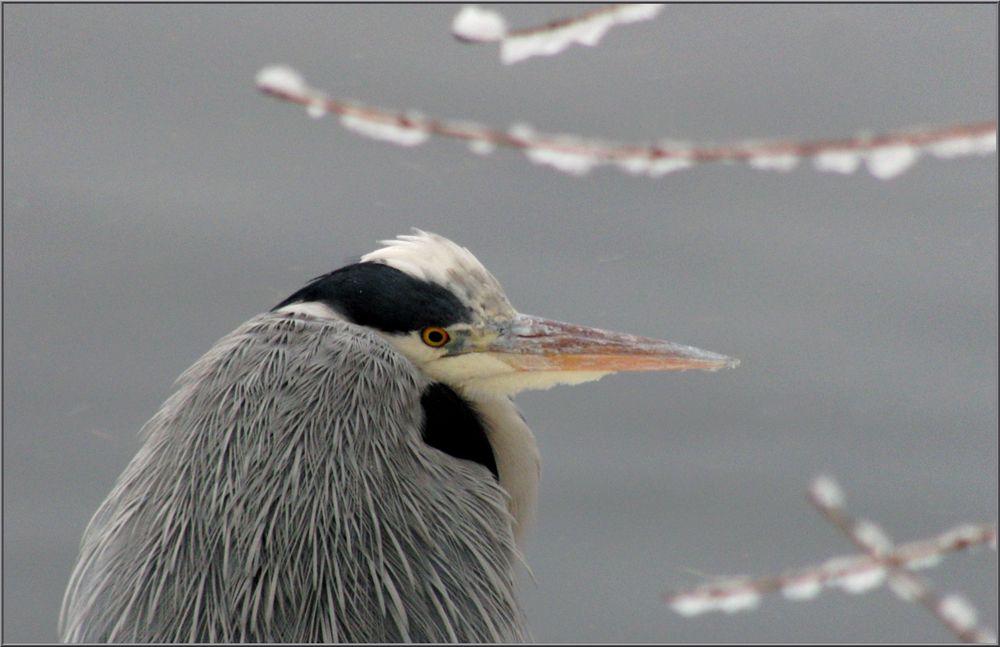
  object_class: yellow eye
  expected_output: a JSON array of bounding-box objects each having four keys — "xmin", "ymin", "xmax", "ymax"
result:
[{"xmin": 421, "ymin": 326, "xmax": 450, "ymax": 348}]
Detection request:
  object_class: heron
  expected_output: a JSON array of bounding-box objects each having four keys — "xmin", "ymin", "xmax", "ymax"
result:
[{"xmin": 60, "ymin": 230, "xmax": 737, "ymax": 642}]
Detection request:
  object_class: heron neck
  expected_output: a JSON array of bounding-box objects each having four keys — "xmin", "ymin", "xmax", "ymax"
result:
[{"xmin": 464, "ymin": 394, "xmax": 540, "ymax": 545}]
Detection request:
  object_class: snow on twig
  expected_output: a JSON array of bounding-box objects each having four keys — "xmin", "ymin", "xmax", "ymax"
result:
[
  {"xmin": 256, "ymin": 65, "xmax": 996, "ymax": 181},
  {"xmin": 452, "ymin": 4, "xmax": 663, "ymax": 65},
  {"xmin": 808, "ymin": 476, "xmax": 996, "ymax": 644},
  {"xmin": 664, "ymin": 476, "xmax": 996, "ymax": 643},
  {"xmin": 664, "ymin": 521, "xmax": 995, "ymax": 616}
]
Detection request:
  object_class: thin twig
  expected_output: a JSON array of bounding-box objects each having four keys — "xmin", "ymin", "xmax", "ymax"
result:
[
  {"xmin": 808, "ymin": 476, "xmax": 996, "ymax": 644},
  {"xmin": 256, "ymin": 65, "xmax": 997, "ymax": 181},
  {"xmin": 664, "ymin": 476, "xmax": 996, "ymax": 643},
  {"xmin": 451, "ymin": 4, "xmax": 664, "ymax": 64},
  {"xmin": 663, "ymin": 519, "xmax": 996, "ymax": 620}
]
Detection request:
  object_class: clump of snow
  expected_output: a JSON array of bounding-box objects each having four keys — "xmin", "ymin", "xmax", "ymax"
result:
[
  {"xmin": 525, "ymin": 146, "xmax": 598, "ymax": 176},
  {"xmin": 748, "ymin": 153, "xmax": 800, "ymax": 172},
  {"xmin": 903, "ymin": 552, "xmax": 942, "ymax": 571},
  {"xmin": 781, "ymin": 578, "xmax": 822, "ymax": 601},
  {"xmin": 507, "ymin": 122, "xmax": 536, "ymax": 141},
  {"xmin": 834, "ymin": 565, "xmax": 886, "ymax": 594},
  {"xmin": 669, "ymin": 592, "xmax": 714, "ymax": 617},
  {"xmin": 502, "ymin": 25, "xmax": 605, "ymax": 65},
  {"xmin": 502, "ymin": 34, "xmax": 555, "ymax": 65},
  {"xmin": 853, "ymin": 519, "xmax": 893, "ymax": 554},
  {"xmin": 814, "ymin": 149, "xmax": 862, "ymax": 174},
  {"xmin": 810, "ymin": 474, "xmax": 845, "ymax": 508},
  {"xmin": 970, "ymin": 132, "xmax": 997, "ymax": 154},
  {"xmin": 668, "ymin": 587, "xmax": 760, "ymax": 617},
  {"xmin": 615, "ymin": 153, "xmax": 695, "ymax": 178},
  {"xmin": 452, "ymin": 5, "xmax": 508, "ymax": 42},
  {"xmin": 668, "ymin": 579, "xmax": 760, "ymax": 617},
  {"xmin": 614, "ymin": 3, "xmax": 665, "ymax": 24},
  {"xmin": 512, "ymin": 124, "xmax": 605, "ymax": 174},
  {"xmin": 887, "ymin": 573, "xmax": 922, "ymax": 601},
  {"xmin": 468, "ymin": 139, "xmax": 496, "ymax": 155},
  {"xmin": 928, "ymin": 132, "xmax": 997, "ymax": 158},
  {"xmin": 505, "ymin": 124, "xmax": 698, "ymax": 178},
  {"xmin": 615, "ymin": 155, "xmax": 653, "ymax": 176},
  {"xmin": 717, "ymin": 588, "xmax": 761, "ymax": 614},
  {"xmin": 255, "ymin": 65, "xmax": 308, "ymax": 95},
  {"xmin": 648, "ymin": 156, "xmax": 693, "ymax": 177},
  {"xmin": 500, "ymin": 4, "xmax": 663, "ymax": 64},
  {"xmin": 866, "ymin": 144, "xmax": 920, "ymax": 180},
  {"xmin": 340, "ymin": 114, "xmax": 429, "ymax": 147},
  {"xmin": 938, "ymin": 594, "xmax": 978, "ymax": 631},
  {"xmin": 821, "ymin": 555, "xmax": 861, "ymax": 577},
  {"xmin": 306, "ymin": 101, "xmax": 327, "ymax": 119}
]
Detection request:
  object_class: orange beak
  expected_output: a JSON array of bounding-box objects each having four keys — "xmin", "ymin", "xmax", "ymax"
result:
[{"xmin": 483, "ymin": 314, "xmax": 738, "ymax": 373}]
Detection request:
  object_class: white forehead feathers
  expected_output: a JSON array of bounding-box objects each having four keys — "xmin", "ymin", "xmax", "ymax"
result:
[{"xmin": 362, "ymin": 230, "xmax": 516, "ymax": 319}]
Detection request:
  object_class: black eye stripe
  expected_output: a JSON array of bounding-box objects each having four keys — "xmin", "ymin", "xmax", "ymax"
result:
[{"xmin": 274, "ymin": 263, "xmax": 473, "ymax": 333}]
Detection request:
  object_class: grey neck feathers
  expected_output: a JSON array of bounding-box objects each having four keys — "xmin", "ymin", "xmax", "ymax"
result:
[{"xmin": 60, "ymin": 313, "xmax": 529, "ymax": 642}]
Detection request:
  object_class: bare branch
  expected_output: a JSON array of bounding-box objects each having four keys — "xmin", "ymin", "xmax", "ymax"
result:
[
  {"xmin": 256, "ymin": 65, "xmax": 997, "ymax": 181},
  {"xmin": 451, "ymin": 4, "xmax": 664, "ymax": 65}
]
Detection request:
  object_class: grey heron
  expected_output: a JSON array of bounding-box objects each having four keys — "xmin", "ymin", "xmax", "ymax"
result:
[{"xmin": 60, "ymin": 230, "xmax": 737, "ymax": 642}]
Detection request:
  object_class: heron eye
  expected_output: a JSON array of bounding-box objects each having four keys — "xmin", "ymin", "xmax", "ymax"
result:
[{"xmin": 421, "ymin": 326, "xmax": 450, "ymax": 348}]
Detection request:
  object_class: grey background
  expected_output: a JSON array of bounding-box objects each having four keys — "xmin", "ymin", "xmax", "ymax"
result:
[{"xmin": 3, "ymin": 3, "xmax": 997, "ymax": 643}]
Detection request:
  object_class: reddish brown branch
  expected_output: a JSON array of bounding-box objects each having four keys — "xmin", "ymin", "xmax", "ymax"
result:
[
  {"xmin": 451, "ymin": 5, "xmax": 664, "ymax": 64},
  {"xmin": 664, "ymin": 520, "xmax": 995, "ymax": 616},
  {"xmin": 256, "ymin": 65, "xmax": 996, "ymax": 180},
  {"xmin": 505, "ymin": 5, "xmax": 632, "ymax": 39},
  {"xmin": 664, "ymin": 476, "xmax": 996, "ymax": 643},
  {"xmin": 809, "ymin": 477, "xmax": 996, "ymax": 644}
]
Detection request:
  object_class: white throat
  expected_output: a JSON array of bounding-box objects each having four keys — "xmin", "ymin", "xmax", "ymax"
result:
[{"xmin": 466, "ymin": 394, "xmax": 540, "ymax": 544}]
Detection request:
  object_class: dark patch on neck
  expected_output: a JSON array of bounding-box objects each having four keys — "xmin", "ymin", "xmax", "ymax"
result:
[
  {"xmin": 420, "ymin": 383, "xmax": 498, "ymax": 480},
  {"xmin": 273, "ymin": 262, "xmax": 473, "ymax": 333}
]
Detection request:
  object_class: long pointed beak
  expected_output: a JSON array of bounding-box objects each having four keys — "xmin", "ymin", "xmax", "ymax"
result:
[{"xmin": 484, "ymin": 314, "xmax": 739, "ymax": 373}]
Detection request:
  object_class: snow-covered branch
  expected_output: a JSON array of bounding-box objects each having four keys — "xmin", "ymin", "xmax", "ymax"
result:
[
  {"xmin": 451, "ymin": 4, "xmax": 663, "ymax": 64},
  {"xmin": 808, "ymin": 476, "xmax": 996, "ymax": 644},
  {"xmin": 256, "ymin": 65, "xmax": 996, "ymax": 181},
  {"xmin": 664, "ymin": 476, "xmax": 996, "ymax": 644}
]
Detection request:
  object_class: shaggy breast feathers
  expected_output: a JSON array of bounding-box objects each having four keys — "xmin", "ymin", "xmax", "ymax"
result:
[{"xmin": 60, "ymin": 312, "xmax": 527, "ymax": 642}]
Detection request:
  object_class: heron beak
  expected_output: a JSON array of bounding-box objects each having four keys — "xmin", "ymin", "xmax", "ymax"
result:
[{"xmin": 484, "ymin": 314, "xmax": 739, "ymax": 373}]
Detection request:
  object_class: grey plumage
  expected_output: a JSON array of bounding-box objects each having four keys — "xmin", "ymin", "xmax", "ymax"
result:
[
  {"xmin": 60, "ymin": 313, "xmax": 527, "ymax": 642},
  {"xmin": 61, "ymin": 230, "xmax": 736, "ymax": 643}
]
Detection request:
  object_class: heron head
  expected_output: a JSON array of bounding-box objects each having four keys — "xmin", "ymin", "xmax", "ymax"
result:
[{"xmin": 274, "ymin": 230, "xmax": 738, "ymax": 397}]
